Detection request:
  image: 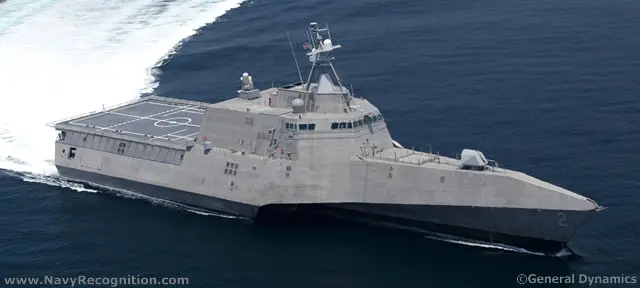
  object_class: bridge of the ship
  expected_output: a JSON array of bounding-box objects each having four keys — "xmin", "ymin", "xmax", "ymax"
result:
[{"xmin": 51, "ymin": 97, "xmax": 207, "ymax": 144}]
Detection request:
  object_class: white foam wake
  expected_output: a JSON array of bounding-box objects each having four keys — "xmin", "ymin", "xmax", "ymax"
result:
[{"xmin": 0, "ymin": 0, "xmax": 243, "ymax": 177}]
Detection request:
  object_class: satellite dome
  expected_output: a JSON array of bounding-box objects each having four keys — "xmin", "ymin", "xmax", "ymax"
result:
[
  {"xmin": 292, "ymin": 99, "xmax": 305, "ymax": 113},
  {"xmin": 323, "ymin": 39, "xmax": 332, "ymax": 49},
  {"xmin": 292, "ymin": 98, "xmax": 304, "ymax": 106}
]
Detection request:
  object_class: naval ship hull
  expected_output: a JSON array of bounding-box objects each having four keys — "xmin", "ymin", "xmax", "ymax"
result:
[
  {"xmin": 55, "ymin": 166, "xmax": 259, "ymax": 217},
  {"xmin": 57, "ymin": 165, "xmax": 583, "ymax": 254},
  {"xmin": 258, "ymin": 202, "xmax": 588, "ymax": 254},
  {"xmin": 314, "ymin": 203, "xmax": 586, "ymax": 253},
  {"xmin": 47, "ymin": 93, "xmax": 599, "ymax": 256}
]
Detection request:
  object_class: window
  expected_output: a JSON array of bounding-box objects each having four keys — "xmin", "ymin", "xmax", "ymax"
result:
[
  {"xmin": 117, "ymin": 142, "xmax": 126, "ymax": 154},
  {"xmin": 69, "ymin": 147, "xmax": 76, "ymax": 159},
  {"xmin": 331, "ymin": 123, "xmax": 339, "ymax": 129},
  {"xmin": 339, "ymin": 122, "xmax": 346, "ymax": 129},
  {"xmin": 358, "ymin": 120, "xmax": 364, "ymax": 126},
  {"xmin": 347, "ymin": 122, "xmax": 353, "ymax": 129},
  {"xmin": 299, "ymin": 124, "xmax": 308, "ymax": 130},
  {"xmin": 373, "ymin": 115, "xmax": 378, "ymax": 122},
  {"xmin": 285, "ymin": 123, "xmax": 290, "ymax": 129},
  {"xmin": 308, "ymin": 124, "xmax": 316, "ymax": 130},
  {"xmin": 353, "ymin": 121, "xmax": 358, "ymax": 128},
  {"xmin": 377, "ymin": 114, "xmax": 383, "ymax": 121}
]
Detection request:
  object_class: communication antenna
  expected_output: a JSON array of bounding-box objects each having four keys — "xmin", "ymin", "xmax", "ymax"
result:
[
  {"xmin": 306, "ymin": 30, "xmax": 314, "ymax": 50},
  {"xmin": 287, "ymin": 31, "xmax": 304, "ymax": 85}
]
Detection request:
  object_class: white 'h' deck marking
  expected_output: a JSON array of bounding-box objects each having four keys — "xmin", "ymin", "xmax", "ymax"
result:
[
  {"xmin": 158, "ymin": 129, "xmax": 187, "ymax": 139},
  {"xmin": 162, "ymin": 108, "xmax": 204, "ymax": 117},
  {"xmin": 102, "ymin": 105, "xmax": 201, "ymax": 131},
  {"xmin": 182, "ymin": 132, "xmax": 199, "ymax": 138},
  {"xmin": 106, "ymin": 111, "xmax": 200, "ymax": 128}
]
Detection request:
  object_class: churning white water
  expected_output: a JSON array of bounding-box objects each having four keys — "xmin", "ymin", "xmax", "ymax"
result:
[{"xmin": 0, "ymin": 0, "xmax": 243, "ymax": 177}]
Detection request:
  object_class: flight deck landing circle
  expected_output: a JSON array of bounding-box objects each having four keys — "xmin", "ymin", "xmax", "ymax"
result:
[{"xmin": 154, "ymin": 117, "xmax": 192, "ymax": 127}]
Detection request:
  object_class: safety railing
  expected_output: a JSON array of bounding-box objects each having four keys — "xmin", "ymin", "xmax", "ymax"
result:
[{"xmin": 360, "ymin": 146, "xmax": 446, "ymax": 166}]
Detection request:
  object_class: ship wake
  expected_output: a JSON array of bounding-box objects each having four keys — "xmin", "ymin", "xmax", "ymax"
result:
[{"xmin": 0, "ymin": 0, "xmax": 244, "ymax": 179}]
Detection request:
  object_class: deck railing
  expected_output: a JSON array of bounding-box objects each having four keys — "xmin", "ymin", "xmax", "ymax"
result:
[{"xmin": 361, "ymin": 146, "xmax": 507, "ymax": 173}]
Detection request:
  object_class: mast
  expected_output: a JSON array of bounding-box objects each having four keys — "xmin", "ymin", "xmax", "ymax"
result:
[{"xmin": 302, "ymin": 22, "xmax": 346, "ymax": 95}]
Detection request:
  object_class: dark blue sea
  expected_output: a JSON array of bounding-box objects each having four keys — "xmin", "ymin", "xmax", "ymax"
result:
[{"xmin": 1, "ymin": 0, "xmax": 639, "ymax": 287}]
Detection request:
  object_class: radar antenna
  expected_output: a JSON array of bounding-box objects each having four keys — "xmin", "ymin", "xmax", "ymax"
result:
[{"xmin": 302, "ymin": 22, "xmax": 345, "ymax": 94}]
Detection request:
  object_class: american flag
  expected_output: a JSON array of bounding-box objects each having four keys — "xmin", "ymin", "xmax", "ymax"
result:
[{"xmin": 201, "ymin": 135, "xmax": 208, "ymax": 141}]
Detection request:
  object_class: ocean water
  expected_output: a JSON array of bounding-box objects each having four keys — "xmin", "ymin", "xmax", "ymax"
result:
[{"xmin": 1, "ymin": 0, "xmax": 640, "ymax": 287}]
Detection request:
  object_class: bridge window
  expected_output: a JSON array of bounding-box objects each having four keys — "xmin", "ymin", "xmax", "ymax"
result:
[
  {"xmin": 286, "ymin": 122, "xmax": 297, "ymax": 130},
  {"xmin": 308, "ymin": 124, "xmax": 315, "ymax": 130},
  {"xmin": 364, "ymin": 115, "xmax": 372, "ymax": 124},
  {"xmin": 347, "ymin": 122, "xmax": 353, "ymax": 129},
  {"xmin": 331, "ymin": 123, "xmax": 339, "ymax": 129},
  {"xmin": 299, "ymin": 124, "xmax": 308, "ymax": 130},
  {"xmin": 358, "ymin": 119, "xmax": 364, "ymax": 126},
  {"xmin": 339, "ymin": 122, "xmax": 347, "ymax": 129},
  {"xmin": 373, "ymin": 115, "xmax": 378, "ymax": 122},
  {"xmin": 353, "ymin": 121, "xmax": 358, "ymax": 128}
]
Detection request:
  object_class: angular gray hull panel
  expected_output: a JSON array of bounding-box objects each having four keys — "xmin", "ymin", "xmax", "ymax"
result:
[
  {"xmin": 324, "ymin": 203, "xmax": 589, "ymax": 250},
  {"xmin": 55, "ymin": 166, "xmax": 259, "ymax": 218}
]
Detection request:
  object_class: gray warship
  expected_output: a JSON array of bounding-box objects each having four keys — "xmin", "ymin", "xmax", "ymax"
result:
[{"xmin": 48, "ymin": 22, "xmax": 603, "ymax": 254}]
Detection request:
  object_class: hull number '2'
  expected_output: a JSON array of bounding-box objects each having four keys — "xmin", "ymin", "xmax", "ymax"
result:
[{"xmin": 557, "ymin": 212, "xmax": 568, "ymax": 227}]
